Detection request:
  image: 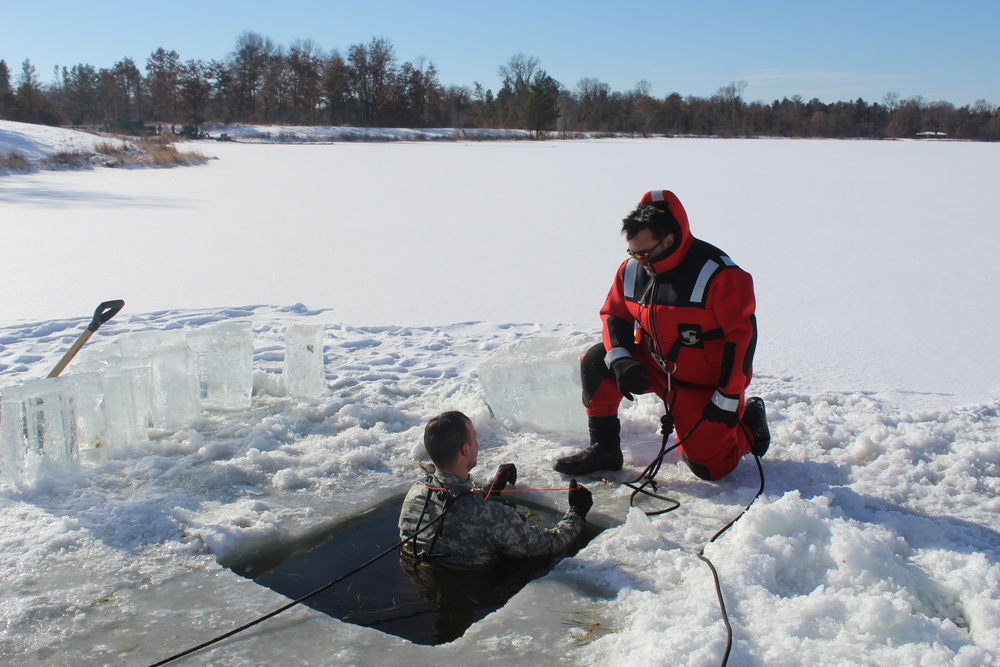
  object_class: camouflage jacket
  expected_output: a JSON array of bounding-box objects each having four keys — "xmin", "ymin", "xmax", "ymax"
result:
[{"xmin": 398, "ymin": 470, "xmax": 584, "ymax": 568}]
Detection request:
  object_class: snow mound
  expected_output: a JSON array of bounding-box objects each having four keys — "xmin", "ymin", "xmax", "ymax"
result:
[{"xmin": 0, "ymin": 120, "xmax": 112, "ymax": 160}]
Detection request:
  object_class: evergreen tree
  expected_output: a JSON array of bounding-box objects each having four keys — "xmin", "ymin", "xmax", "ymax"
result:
[
  {"xmin": 0, "ymin": 60, "xmax": 15, "ymax": 118},
  {"xmin": 521, "ymin": 71, "xmax": 561, "ymax": 139},
  {"xmin": 15, "ymin": 59, "xmax": 60, "ymax": 124},
  {"xmin": 61, "ymin": 64, "xmax": 100, "ymax": 124}
]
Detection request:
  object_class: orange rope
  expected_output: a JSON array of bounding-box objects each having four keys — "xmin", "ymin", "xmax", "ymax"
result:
[{"xmin": 476, "ymin": 487, "xmax": 573, "ymax": 493}]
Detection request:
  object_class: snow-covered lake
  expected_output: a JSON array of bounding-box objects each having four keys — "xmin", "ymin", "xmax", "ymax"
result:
[{"xmin": 1, "ymin": 121, "xmax": 999, "ymax": 666}]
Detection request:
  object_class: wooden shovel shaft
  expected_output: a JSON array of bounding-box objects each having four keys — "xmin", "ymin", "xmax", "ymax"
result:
[
  {"xmin": 47, "ymin": 329, "xmax": 96, "ymax": 378},
  {"xmin": 46, "ymin": 300, "xmax": 125, "ymax": 378}
]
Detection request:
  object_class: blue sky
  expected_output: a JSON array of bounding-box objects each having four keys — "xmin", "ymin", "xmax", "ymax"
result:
[{"xmin": 2, "ymin": 0, "xmax": 997, "ymax": 107}]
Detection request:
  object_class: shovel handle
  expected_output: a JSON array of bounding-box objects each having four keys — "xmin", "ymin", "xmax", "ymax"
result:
[
  {"xmin": 88, "ymin": 299, "xmax": 125, "ymax": 332},
  {"xmin": 47, "ymin": 299, "xmax": 125, "ymax": 378}
]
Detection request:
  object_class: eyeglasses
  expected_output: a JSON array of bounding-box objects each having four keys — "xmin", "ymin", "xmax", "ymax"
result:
[{"xmin": 626, "ymin": 239, "xmax": 664, "ymax": 261}]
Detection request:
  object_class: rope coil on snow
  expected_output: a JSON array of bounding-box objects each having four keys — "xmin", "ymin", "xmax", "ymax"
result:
[{"xmin": 625, "ymin": 408, "xmax": 767, "ymax": 667}]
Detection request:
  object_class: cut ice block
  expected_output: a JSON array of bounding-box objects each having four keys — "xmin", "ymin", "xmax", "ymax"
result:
[
  {"xmin": 99, "ymin": 360, "xmax": 145, "ymax": 447},
  {"xmin": 149, "ymin": 343, "xmax": 200, "ymax": 431},
  {"xmin": 114, "ymin": 330, "xmax": 200, "ymax": 433},
  {"xmin": 74, "ymin": 341, "xmax": 122, "ymax": 367},
  {"xmin": 0, "ymin": 378, "xmax": 79, "ymax": 473},
  {"xmin": 1, "ymin": 391, "xmax": 22, "ymax": 476},
  {"xmin": 62, "ymin": 371, "xmax": 107, "ymax": 450},
  {"xmin": 283, "ymin": 324, "xmax": 326, "ymax": 400},
  {"xmin": 117, "ymin": 330, "xmax": 182, "ymax": 358},
  {"xmin": 187, "ymin": 322, "xmax": 254, "ymax": 411},
  {"xmin": 478, "ymin": 336, "xmax": 596, "ymax": 434},
  {"xmin": 121, "ymin": 356, "xmax": 155, "ymax": 434}
]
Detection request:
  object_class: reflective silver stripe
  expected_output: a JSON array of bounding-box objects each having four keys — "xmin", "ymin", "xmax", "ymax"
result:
[
  {"xmin": 690, "ymin": 260, "xmax": 719, "ymax": 303},
  {"xmin": 721, "ymin": 255, "xmax": 735, "ymax": 267},
  {"xmin": 623, "ymin": 259, "xmax": 639, "ymax": 300},
  {"xmin": 604, "ymin": 347, "xmax": 632, "ymax": 368},
  {"xmin": 650, "ymin": 190, "xmax": 665, "ymax": 202},
  {"xmin": 711, "ymin": 391, "xmax": 739, "ymax": 412}
]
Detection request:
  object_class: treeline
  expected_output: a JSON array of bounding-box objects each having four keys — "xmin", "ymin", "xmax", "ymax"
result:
[{"xmin": 1, "ymin": 32, "xmax": 998, "ymax": 141}]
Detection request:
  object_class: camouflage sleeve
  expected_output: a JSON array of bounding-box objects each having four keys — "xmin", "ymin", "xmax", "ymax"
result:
[{"xmin": 481, "ymin": 502, "xmax": 583, "ymax": 559}]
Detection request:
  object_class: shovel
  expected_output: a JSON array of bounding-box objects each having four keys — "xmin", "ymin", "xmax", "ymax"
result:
[{"xmin": 47, "ymin": 299, "xmax": 125, "ymax": 378}]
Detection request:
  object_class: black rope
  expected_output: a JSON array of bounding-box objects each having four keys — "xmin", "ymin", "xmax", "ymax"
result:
[
  {"xmin": 698, "ymin": 453, "xmax": 766, "ymax": 667},
  {"xmin": 625, "ymin": 405, "xmax": 767, "ymax": 667},
  {"xmin": 624, "ymin": 414, "xmax": 704, "ymax": 516},
  {"xmin": 146, "ymin": 508, "xmax": 450, "ymax": 667}
]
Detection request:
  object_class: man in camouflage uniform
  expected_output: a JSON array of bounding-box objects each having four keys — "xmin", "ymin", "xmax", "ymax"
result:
[{"xmin": 398, "ymin": 411, "xmax": 593, "ymax": 568}]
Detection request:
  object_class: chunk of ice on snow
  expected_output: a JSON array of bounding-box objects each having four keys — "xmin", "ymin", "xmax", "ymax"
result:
[
  {"xmin": 0, "ymin": 378, "xmax": 78, "ymax": 478},
  {"xmin": 478, "ymin": 336, "xmax": 597, "ymax": 434},
  {"xmin": 187, "ymin": 322, "xmax": 254, "ymax": 411},
  {"xmin": 283, "ymin": 324, "xmax": 326, "ymax": 400}
]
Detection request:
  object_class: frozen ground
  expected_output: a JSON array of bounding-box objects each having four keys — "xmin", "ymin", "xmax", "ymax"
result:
[{"xmin": 1, "ymin": 120, "xmax": 999, "ymax": 666}]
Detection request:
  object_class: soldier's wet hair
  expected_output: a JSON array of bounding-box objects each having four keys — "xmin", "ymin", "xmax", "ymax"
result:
[
  {"xmin": 424, "ymin": 411, "xmax": 472, "ymax": 467},
  {"xmin": 622, "ymin": 203, "xmax": 680, "ymax": 241}
]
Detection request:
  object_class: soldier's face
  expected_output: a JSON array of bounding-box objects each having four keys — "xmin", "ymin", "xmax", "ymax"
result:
[{"xmin": 465, "ymin": 421, "xmax": 479, "ymax": 472}]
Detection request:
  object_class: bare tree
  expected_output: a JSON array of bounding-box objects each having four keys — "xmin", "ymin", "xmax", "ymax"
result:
[
  {"xmin": 257, "ymin": 45, "xmax": 289, "ymax": 122},
  {"xmin": 146, "ymin": 48, "xmax": 180, "ymax": 122},
  {"xmin": 177, "ymin": 59, "xmax": 212, "ymax": 123},
  {"xmin": 498, "ymin": 52, "xmax": 539, "ymax": 100},
  {"xmin": 230, "ymin": 31, "xmax": 275, "ymax": 120},
  {"xmin": 347, "ymin": 37, "xmax": 396, "ymax": 125},
  {"xmin": 632, "ymin": 81, "xmax": 657, "ymax": 136},
  {"xmin": 496, "ymin": 53, "xmax": 543, "ymax": 127},
  {"xmin": 444, "ymin": 83, "xmax": 473, "ymax": 128},
  {"xmin": 393, "ymin": 57, "xmax": 445, "ymax": 126},
  {"xmin": 882, "ymin": 91, "xmax": 900, "ymax": 112},
  {"xmin": 576, "ymin": 77, "xmax": 612, "ymax": 130},
  {"xmin": 287, "ymin": 39, "xmax": 325, "ymax": 123},
  {"xmin": 98, "ymin": 57, "xmax": 143, "ymax": 124},
  {"xmin": 204, "ymin": 59, "xmax": 233, "ymax": 122},
  {"xmin": 714, "ymin": 80, "xmax": 748, "ymax": 135},
  {"xmin": 321, "ymin": 50, "xmax": 353, "ymax": 125}
]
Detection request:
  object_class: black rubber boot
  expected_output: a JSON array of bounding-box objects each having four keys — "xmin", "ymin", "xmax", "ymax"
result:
[
  {"xmin": 742, "ymin": 396, "xmax": 771, "ymax": 457},
  {"xmin": 554, "ymin": 416, "xmax": 623, "ymax": 475}
]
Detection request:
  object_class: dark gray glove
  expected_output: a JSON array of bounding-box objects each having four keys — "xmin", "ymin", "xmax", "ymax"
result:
[
  {"xmin": 568, "ymin": 479, "xmax": 593, "ymax": 520},
  {"xmin": 490, "ymin": 463, "xmax": 517, "ymax": 492},
  {"xmin": 611, "ymin": 357, "xmax": 650, "ymax": 401}
]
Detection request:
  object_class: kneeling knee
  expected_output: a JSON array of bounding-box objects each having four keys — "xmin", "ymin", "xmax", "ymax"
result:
[{"xmin": 682, "ymin": 453, "xmax": 715, "ymax": 480}]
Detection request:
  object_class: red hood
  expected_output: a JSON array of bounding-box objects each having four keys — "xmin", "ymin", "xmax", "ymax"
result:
[{"xmin": 640, "ymin": 189, "xmax": 693, "ymax": 273}]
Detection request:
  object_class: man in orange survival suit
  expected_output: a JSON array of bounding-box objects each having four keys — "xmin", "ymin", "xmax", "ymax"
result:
[{"xmin": 554, "ymin": 190, "xmax": 770, "ymax": 481}]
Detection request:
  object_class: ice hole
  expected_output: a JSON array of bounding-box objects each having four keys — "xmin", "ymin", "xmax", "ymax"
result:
[{"xmin": 229, "ymin": 495, "xmax": 602, "ymax": 645}]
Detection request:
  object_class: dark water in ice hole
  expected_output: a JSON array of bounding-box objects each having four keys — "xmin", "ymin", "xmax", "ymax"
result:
[{"xmin": 230, "ymin": 499, "xmax": 600, "ymax": 645}]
